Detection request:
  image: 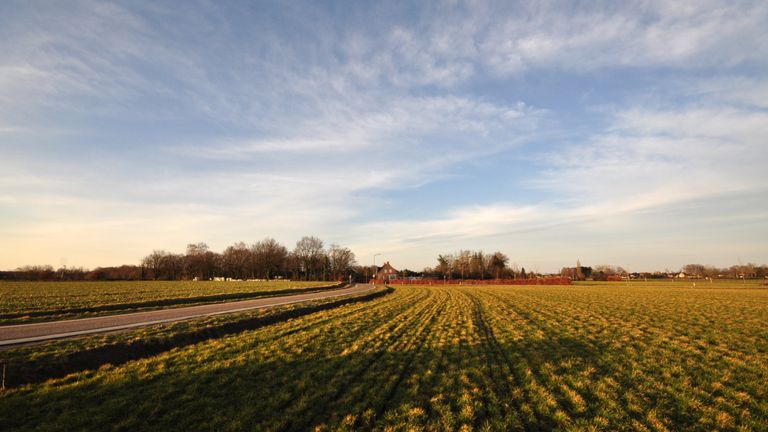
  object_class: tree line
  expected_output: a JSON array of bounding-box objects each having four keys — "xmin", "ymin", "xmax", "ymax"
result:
[
  {"xmin": 559, "ymin": 262, "xmax": 768, "ymax": 281},
  {"xmin": 3, "ymin": 247, "xmax": 766, "ymax": 282},
  {"xmin": 420, "ymin": 250, "xmax": 532, "ymax": 280},
  {"xmin": 0, "ymin": 236, "xmax": 357, "ymax": 282},
  {"xmin": 559, "ymin": 263, "xmax": 626, "ymax": 281},
  {"xmin": 141, "ymin": 236, "xmax": 358, "ymax": 281},
  {"xmin": 677, "ymin": 263, "xmax": 767, "ymax": 279},
  {"xmin": 417, "ymin": 251, "xmax": 768, "ymax": 282}
]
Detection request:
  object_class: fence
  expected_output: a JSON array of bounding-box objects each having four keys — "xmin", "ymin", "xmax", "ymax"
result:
[{"xmin": 383, "ymin": 278, "xmax": 571, "ymax": 286}]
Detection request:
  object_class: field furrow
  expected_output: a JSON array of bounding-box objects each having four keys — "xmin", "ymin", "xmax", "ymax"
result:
[{"xmin": 1, "ymin": 282, "xmax": 766, "ymax": 431}]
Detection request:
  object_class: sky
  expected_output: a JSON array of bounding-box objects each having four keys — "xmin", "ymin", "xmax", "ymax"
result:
[{"xmin": 1, "ymin": 0, "xmax": 767, "ymax": 273}]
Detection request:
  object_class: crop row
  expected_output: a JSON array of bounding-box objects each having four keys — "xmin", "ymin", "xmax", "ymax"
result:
[
  {"xmin": 1, "ymin": 283, "xmax": 766, "ymax": 431},
  {"xmin": 0, "ymin": 280, "xmax": 336, "ymax": 322}
]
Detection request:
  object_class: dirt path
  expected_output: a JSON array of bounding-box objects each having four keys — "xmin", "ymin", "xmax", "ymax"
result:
[{"xmin": 0, "ymin": 284, "xmax": 377, "ymax": 346}]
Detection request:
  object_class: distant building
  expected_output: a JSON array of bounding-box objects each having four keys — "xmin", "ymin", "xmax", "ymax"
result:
[{"xmin": 374, "ymin": 261, "xmax": 399, "ymax": 282}]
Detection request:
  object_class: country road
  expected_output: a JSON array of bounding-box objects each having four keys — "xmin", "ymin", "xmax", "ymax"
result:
[{"xmin": 0, "ymin": 284, "xmax": 379, "ymax": 346}]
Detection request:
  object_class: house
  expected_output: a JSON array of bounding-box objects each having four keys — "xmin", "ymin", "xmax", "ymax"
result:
[{"xmin": 374, "ymin": 261, "xmax": 399, "ymax": 282}]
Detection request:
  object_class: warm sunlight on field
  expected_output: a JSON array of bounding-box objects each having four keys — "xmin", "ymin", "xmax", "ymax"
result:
[
  {"xmin": 0, "ymin": 280, "xmax": 337, "ymax": 323},
  {"xmin": 2, "ymin": 283, "xmax": 766, "ymax": 430}
]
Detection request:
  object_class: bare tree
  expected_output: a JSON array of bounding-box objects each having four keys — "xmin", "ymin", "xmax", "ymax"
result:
[
  {"xmin": 142, "ymin": 250, "xmax": 186, "ymax": 280},
  {"xmin": 436, "ymin": 254, "xmax": 453, "ymax": 279},
  {"xmin": 142, "ymin": 250, "xmax": 168, "ymax": 280},
  {"xmin": 293, "ymin": 236, "xmax": 325, "ymax": 281},
  {"xmin": 222, "ymin": 242, "xmax": 251, "ymax": 279},
  {"xmin": 683, "ymin": 264, "xmax": 706, "ymax": 278},
  {"xmin": 328, "ymin": 244, "xmax": 357, "ymax": 280},
  {"xmin": 469, "ymin": 251, "xmax": 488, "ymax": 279},
  {"xmin": 560, "ymin": 266, "xmax": 573, "ymax": 279},
  {"xmin": 251, "ymin": 238, "xmax": 288, "ymax": 280},
  {"xmin": 160, "ymin": 253, "xmax": 185, "ymax": 280},
  {"xmin": 489, "ymin": 252, "xmax": 509, "ymax": 280},
  {"xmin": 729, "ymin": 263, "xmax": 757, "ymax": 279},
  {"xmin": 14, "ymin": 265, "xmax": 55, "ymax": 281},
  {"xmin": 454, "ymin": 250, "xmax": 472, "ymax": 280},
  {"xmin": 185, "ymin": 243, "xmax": 219, "ymax": 280},
  {"xmin": 286, "ymin": 252, "xmax": 302, "ymax": 281}
]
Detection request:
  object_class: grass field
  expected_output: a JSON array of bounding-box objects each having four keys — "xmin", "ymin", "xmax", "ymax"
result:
[
  {"xmin": 0, "ymin": 280, "xmax": 339, "ymax": 323},
  {"xmin": 1, "ymin": 282, "xmax": 767, "ymax": 431}
]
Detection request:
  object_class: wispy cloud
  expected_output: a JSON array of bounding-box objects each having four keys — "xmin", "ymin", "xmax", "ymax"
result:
[
  {"xmin": 333, "ymin": 1, "xmax": 768, "ymax": 85},
  {"xmin": 344, "ymin": 85, "xmax": 768, "ymax": 269},
  {"xmin": 535, "ymin": 105, "xmax": 768, "ymax": 203},
  {"xmin": 1, "ymin": 1, "xmax": 766, "ymax": 270}
]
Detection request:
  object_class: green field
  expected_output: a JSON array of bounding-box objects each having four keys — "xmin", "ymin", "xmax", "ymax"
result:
[
  {"xmin": 0, "ymin": 280, "xmax": 339, "ymax": 323},
  {"xmin": 1, "ymin": 282, "xmax": 767, "ymax": 431}
]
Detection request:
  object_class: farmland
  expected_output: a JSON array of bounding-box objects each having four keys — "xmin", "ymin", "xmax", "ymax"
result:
[
  {"xmin": 0, "ymin": 280, "xmax": 339, "ymax": 323},
  {"xmin": 1, "ymin": 282, "xmax": 767, "ymax": 431}
]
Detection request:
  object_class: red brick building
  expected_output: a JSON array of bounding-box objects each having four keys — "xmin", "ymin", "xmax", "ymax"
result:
[{"xmin": 374, "ymin": 261, "xmax": 399, "ymax": 283}]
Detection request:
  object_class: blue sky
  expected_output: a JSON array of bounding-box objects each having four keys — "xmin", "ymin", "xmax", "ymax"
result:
[{"xmin": 1, "ymin": 0, "xmax": 767, "ymax": 272}]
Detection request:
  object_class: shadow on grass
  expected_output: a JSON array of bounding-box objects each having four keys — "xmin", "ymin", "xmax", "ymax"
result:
[
  {"xmin": 1, "ymin": 331, "xmax": 739, "ymax": 432},
  {"xmin": 0, "ymin": 287, "xmax": 392, "ymax": 389},
  {"xmin": 0, "ymin": 283, "xmax": 345, "ymax": 323}
]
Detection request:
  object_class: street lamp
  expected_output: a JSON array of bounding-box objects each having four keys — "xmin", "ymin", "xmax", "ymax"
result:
[{"xmin": 373, "ymin": 253, "xmax": 381, "ymax": 283}]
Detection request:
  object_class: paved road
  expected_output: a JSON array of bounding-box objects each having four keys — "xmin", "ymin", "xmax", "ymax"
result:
[{"xmin": 0, "ymin": 284, "xmax": 378, "ymax": 346}]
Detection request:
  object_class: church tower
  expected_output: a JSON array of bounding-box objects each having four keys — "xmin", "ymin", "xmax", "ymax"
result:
[{"xmin": 576, "ymin": 259, "xmax": 584, "ymax": 280}]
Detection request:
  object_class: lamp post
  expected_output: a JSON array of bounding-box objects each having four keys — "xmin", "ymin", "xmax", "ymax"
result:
[{"xmin": 373, "ymin": 253, "xmax": 381, "ymax": 284}]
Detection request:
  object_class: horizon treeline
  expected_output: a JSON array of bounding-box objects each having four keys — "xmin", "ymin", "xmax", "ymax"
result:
[
  {"xmin": 421, "ymin": 250, "xmax": 526, "ymax": 280},
  {"xmin": 417, "ymin": 250, "xmax": 768, "ymax": 282},
  {"xmin": 2, "ymin": 245, "xmax": 766, "ymax": 282},
  {"xmin": 558, "ymin": 262, "xmax": 768, "ymax": 281},
  {"xmin": 0, "ymin": 236, "xmax": 358, "ymax": 282}
]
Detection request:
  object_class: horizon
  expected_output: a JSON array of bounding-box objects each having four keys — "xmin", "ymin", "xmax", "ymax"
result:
[
  {"xmin": 4, "ymin": 237, "xmax": 765, "ymax": 276},
  {"xmin": 2, "ymin": 1, "xmax": 767, "ymax": 273}
]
